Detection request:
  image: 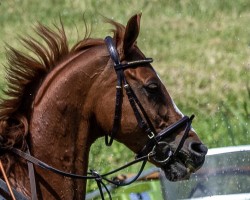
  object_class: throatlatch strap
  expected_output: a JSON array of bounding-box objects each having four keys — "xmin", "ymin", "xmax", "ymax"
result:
[{"xmin": 104, "ymin": 36, "xmax": 123, "ymax": 146}]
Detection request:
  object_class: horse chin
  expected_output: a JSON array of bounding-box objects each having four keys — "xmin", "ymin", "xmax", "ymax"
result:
[
  {"xmin": 162, "ymin": 161, "xmax": 192, "ymax": 181},
  {"xmin": 161, "ymin": 152, "xmax": 203, "ymax": 182}
]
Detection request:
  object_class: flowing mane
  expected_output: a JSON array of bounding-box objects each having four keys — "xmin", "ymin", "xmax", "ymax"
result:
[
  {"xmin": 0, "ymin": 24, "xmax": 69, "ymax": 119},
  {"xmin": 0, "ymin": 19, "xmax": 124, "ymax": 152}
]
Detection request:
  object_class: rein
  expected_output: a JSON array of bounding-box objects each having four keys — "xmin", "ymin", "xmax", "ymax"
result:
[{"xmin": 0, "ymin": 36, "xmax": 195, "ymax": 200}]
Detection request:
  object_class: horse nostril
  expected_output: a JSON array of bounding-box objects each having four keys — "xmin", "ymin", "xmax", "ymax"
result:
[{"xmin": 189, "ymin": 142, "xmax": 208, "ymax": 156}]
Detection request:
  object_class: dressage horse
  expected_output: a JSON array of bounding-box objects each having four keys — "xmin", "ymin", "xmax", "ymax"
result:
[{"xmin": 0, "ymin": 14, "xmax": 207, "ymax": 199}]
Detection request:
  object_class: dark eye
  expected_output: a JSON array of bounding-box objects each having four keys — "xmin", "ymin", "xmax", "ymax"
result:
[{"xmin": 145, "ymin": 83, "xmax": 159, "ymax": 94}]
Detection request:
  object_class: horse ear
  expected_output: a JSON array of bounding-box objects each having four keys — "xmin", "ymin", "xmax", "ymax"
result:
[{"xmin": 123, "ymin": 13, "xmax": 142, "ymax": 55}]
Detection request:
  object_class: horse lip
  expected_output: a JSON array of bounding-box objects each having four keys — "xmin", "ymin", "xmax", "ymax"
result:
[
  {"xmin": 162, "ymin": 161, "xmax": 191, "ymax": 181},
  {"xmin": 162, "ymin": 150, "xmax": 204, "ymax": 180},
  {"xmin": 186, "ymin": 162, "xmax": 197, "ymax": 173}
]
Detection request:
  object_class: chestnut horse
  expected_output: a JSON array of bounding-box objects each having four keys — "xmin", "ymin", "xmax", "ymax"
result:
[{"xmin": 0, "ymin": 14, "xmax": 207, "ymax": 199}]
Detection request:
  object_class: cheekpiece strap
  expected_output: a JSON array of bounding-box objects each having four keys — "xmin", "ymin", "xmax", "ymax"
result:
[
  {"xmin": 105, "ymin": 36, "xmax": 121, "ymax": 68},
  {"xmin": 104, "ymin": 36, "xmax": 155, "ymax": 146}
]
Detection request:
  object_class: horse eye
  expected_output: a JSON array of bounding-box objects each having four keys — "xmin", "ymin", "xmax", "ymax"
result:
[{"xmin": 145, "ymin": 83, "xmax": 159, "ymax": 94}]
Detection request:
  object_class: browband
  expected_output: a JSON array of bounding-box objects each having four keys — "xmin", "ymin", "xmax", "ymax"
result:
[{"xmin": 105, "ymin": 36, "xmax": 153, "ymax": 71}]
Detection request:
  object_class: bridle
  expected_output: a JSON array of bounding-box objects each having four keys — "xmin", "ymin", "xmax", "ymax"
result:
[
  {"xmin": 104, "ymin": 36, "xmax": 156, "ymax": 147},
  {"xmin": 0, "ymin": 36, "xmax": 195, "ymax": 200},
  {"xmin": 104, "ymin": 36, "xmax": 195, "ymax": 163}
]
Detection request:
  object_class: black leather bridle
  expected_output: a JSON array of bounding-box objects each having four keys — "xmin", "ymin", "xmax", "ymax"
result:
[
  {"xmin": 0, "ymin": 36, "xmax": 195, "ymax": 200},
  {"xmin": 104, "ymin": 36, "xmax": 195, "ymax": 163},
  {"xmin": 104, "ymin": 36, "xmax": 156, "ymax": 147}
]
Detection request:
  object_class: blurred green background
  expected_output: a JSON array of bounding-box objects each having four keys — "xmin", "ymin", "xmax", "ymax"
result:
[{"xmin": 0, "ymin": 0, "xmax": 249, "ymax": 192}]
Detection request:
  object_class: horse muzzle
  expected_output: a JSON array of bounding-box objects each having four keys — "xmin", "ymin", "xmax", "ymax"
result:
[
  {"xmin": 136, "ymin": 115, "xmax": 208, "ymax": 181},
  {"xmin": 153, "ymin": 141, "xmax": 207, "ymax": 181}
]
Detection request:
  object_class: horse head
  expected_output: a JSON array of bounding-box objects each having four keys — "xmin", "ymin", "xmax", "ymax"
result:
[{"xmin": 92, "ymin": 13, "xmax": 207, "ymax": 181}]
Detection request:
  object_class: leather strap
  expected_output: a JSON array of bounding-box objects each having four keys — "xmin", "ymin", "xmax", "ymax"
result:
[
  {"xmin": 0, "ymin": 178, "xmax": 28, "ymax": 200},
  {"xmin": 104, "ymin": 36, "xmax": 154, "ymax": 146},
  {"xmin": 137, "ymin": 115, "xmax": 195, "ymax": 159},
  {"xmin": 26, "ymin": 148, "xmax": 38, "ymax": 200}
]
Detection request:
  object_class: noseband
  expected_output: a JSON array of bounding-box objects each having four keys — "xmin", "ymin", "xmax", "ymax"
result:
[{"xmin": 1, "ymin": 36, "xmax": 195, "ymax": 200}]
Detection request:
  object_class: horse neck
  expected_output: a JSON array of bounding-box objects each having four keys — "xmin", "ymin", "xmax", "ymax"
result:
[{"xmin": 18, "ymin": 47, "xmax": 107, "ymax": 199}]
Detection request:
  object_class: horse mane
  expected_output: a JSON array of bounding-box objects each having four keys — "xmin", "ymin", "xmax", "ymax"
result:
[{"xmin": 0, "ymin": 18, "xmax": 125, "ymax": 153}]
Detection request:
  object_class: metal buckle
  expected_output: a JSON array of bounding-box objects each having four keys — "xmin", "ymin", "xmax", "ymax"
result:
[
  {"xmin": 124, "ymin": 84, "xmax": 129, "ymax": 89},
  {"xmin": 151, "ymin": 141, "xmax": 173, "ymax": 165},
  {"xmin": 148, "ymin": 131, "xmax": 155, "ymax": 139}
]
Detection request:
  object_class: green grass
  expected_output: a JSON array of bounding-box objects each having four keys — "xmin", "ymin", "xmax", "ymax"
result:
[{"xmin": 0, "ymin": 0, "xmax": 249, "ymax": 192}]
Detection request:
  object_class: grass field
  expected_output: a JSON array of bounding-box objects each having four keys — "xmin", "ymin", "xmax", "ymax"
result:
[{"xmin": 0, "ymin": 0, "xmax": 249, "ymax": 192}]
